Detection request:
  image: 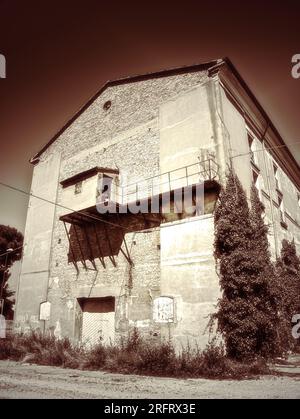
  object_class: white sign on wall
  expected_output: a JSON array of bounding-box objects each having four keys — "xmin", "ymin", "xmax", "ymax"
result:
[
  {"xmin": 39, "ymin": 301, "xmax": 51, "ymax": 321},
  {"xmin": 0, "ymin": 314, "xmax": 6, "ymax": 338},
  {"xmin": 153, "ymin": 296, "xmax": 174, "ymax": 323}
]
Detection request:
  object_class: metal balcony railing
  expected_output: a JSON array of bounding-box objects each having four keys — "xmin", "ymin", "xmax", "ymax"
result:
[{"xmin": 98, "ymin": 158, "xmax": 219, "ymax": 205}]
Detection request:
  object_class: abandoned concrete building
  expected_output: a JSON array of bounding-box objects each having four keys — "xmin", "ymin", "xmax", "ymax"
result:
[{"xmin": 14, "ymin": 58, "xmax": 300, "ymax": 348}]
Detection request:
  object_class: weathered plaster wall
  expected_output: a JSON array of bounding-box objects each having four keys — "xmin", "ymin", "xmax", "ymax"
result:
[
  {"xmin": 159, "ymin": 84, "xmax": 216, "ymax": 173},
  {"xmin": 15, "ymin": 153, "xmax": 61, "ymax": 332},
  {"xmin": 249, "ymin": 137, "xmax": 300, "ymax": 256},
  {"xmin": 158, "ymin": 83, "xmax": 221, "ymax": 349},
  {"xmin": 220, "ymin": 88, "xmax": 253, "ymax": 196},
  {"xmin": 60, "ymin": 175, "xmax": 99, "ymax": 213},
  {"xmin": 220, "ymin": 87, "xmax": 300, "ymax": 257},
  {"xmin": 265, "ymin": 151, "xmax": 300, "ymax": 255},
  {"xmin": 160, "ymin": 215, "xmax": 219, "ymax": 349}
]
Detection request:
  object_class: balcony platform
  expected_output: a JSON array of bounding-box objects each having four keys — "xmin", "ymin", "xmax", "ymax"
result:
[{"xmin": 59, "ymin": 159, "xmax": 220, "ymax": 271}]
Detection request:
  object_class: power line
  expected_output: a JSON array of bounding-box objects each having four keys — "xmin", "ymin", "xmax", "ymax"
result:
[
  {"xmin": 0, "ymin": 245, "xmax": 23, "ymax": 259},
  {"xmin": 231, "ymin": 140, "xmax": 300, "ymax": 160},
  {"xmin": 0, "ymin": 137, "xmax": 300, "ymax": 234},
  {"xmin": 0, "ymin": 181, "xmax": 131, "ymax": 232}
]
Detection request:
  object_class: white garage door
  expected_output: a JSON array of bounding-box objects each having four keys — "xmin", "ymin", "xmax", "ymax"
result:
[{"xmin": 80, "ymin": 297, "xmax": 115, "ymax": 346}]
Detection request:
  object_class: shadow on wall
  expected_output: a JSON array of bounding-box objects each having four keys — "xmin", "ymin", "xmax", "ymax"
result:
[
  {"xmin": 67, "ymin": 212, "xmax": 162, "ymax": 267},
  {"xmin": 66, "ymin": 181, "xmax": 220, "ymax": 267}
]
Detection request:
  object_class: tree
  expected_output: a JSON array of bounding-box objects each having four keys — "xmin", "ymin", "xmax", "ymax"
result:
[
  {"xmin": 275, "ymin": 239, "xmax": 300, "ymax": 352},
  {"xmin": 213, "ymin": 169, "xmax": 280, "ymax": 360},
  {"xmin": 0, "ymin": 225, "xmax": 23, "ymax": 319},
  {"xmin": 249, "ymin": 185, "xmax": 280, "ymax": 357}
]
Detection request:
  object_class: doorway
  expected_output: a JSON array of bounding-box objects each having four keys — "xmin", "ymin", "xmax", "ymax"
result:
[{"xmin": 79, "ymin": 297, "xmax": 115, "ymax": 346}]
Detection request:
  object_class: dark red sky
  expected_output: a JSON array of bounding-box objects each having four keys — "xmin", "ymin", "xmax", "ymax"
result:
[{"xmin": 0, "ymin": 0, "xmax": 300, "ymax": 233}]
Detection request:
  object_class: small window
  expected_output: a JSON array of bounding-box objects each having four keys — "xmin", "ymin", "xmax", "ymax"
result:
[
  {"xmin": 153, "ymin": 296, "xmax": 174, "ymax": 323},
  {"xmin": 273, "ymin": 164, "xmax": 280, "ymax": 190},
  {"xmin": 74, "ymin": 181, "xmax": 82, "ymax": 194},
  {"xmin": 252, "ymin": 170, "xmax": 259, "ymax": 186},
  {"xmin": 277, "ymin": 192, "xmax": 286, "ymax": 225},
  {"xmin": 97, "ymin": 175, "xmax": 113, "ymax": 203},
  {"xmin": 248, "ymin": 134, "xmax": 255, "ymax": 163}
]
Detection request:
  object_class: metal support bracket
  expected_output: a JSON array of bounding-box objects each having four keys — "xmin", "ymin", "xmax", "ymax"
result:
[{"xmin": 63, "ymin": 221, "xmax": 79, "ymax": 274}]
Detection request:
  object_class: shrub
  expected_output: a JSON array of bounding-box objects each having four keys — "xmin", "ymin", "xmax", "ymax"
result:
[
  {"xmin": 0, "ymin": 331, "xmax": 85, "ymax": 368},
  {"xmin": 0, "ymin": 330, "xmax": 270, "ymax": 379},
  {"xmin": 123, "ymin": 327, "xmax": 142, "ymax": 352},
  {"xmin": 135, "ymin": 341, "xmax": 176, "ymax": 376},
  {"xmin": 85, "ymin": 343, "xmax": 107, "ymax": 369}
]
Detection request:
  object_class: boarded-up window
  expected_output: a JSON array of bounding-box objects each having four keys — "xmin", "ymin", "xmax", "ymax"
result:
[{"xmin": 153, "ymin": 296, "xmax": 174, "ymax": 323}]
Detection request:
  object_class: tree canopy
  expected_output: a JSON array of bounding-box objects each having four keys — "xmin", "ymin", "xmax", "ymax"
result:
[{"xmin": 0, "ymin": 224, "xmax": 23, "ymax": 319}]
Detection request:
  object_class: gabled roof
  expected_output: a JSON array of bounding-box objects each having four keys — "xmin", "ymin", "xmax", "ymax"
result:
[
  {"xmin": 29, "ymin": 57, "xmax": 300, "ymax": 189},
  {"xmin": 30, "ymin": 58, "xmax": 221, "ymax": 163}
]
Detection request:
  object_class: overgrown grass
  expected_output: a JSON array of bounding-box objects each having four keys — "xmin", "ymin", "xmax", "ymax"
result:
[{"xmin": 0, "ymin": 330, "xmax": 270, "ymax": 379}]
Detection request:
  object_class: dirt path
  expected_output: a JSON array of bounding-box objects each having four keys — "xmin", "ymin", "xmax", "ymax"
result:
[{"xmin": 0, "ymin": 360, "xmax": 299, "ymax": 399}]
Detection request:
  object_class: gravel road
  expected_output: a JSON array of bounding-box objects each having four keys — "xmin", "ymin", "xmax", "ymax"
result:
[{"xmin": 0, "ymin": 360, "xmax": 299, "ymax": 399}]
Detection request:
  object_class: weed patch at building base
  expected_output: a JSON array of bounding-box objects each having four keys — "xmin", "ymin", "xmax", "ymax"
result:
[{"xmin": 0, "ymin": 331, "xmax": 271, "ymax": 380}]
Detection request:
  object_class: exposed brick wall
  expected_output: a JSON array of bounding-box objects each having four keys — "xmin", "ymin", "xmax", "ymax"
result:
[{"xmin": 40, "ymin": 71, "xmax": 209, "ymax": 163}]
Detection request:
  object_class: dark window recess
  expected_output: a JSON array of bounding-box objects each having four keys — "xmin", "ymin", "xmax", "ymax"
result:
[
  {"xmin": 280, "ymin": 219, "xmax": 288, "ymax": 230},
  {"xmin": 157, "ymin": 244, "xmax": 161, "ymax": 250},
  {"xmin": 58, "ymin": 238, "xmax": 61, "ymax": 244},
  {"xmin": 248, "ymin": 134, "xmax": 255, "ymax": 163},
  {"xmin": 97, "ymin": 175, "xmax": 113, "ymax": 203},
  {"xmin": 273, "ymin": 164, "xmax": 280, "ymax": 190},
  {"xmin": 75, "ymin": 181, "xmax": 82, "ymax": 194},
  {"xmin": 277, "ymin": 193, "xmax": 287, "ymax": 229},
  {"xmin": 79, "ymin": 297, "xmax": 115, "ymax": 313},
  {"xmin": 252, "ymin": 170, "xmax": 259, "ymax": 186}
]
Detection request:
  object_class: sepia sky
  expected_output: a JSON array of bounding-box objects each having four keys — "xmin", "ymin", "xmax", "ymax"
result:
[{"xmin": 0, "ymin": 0, "xmax": 300, "ymax": 233}]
